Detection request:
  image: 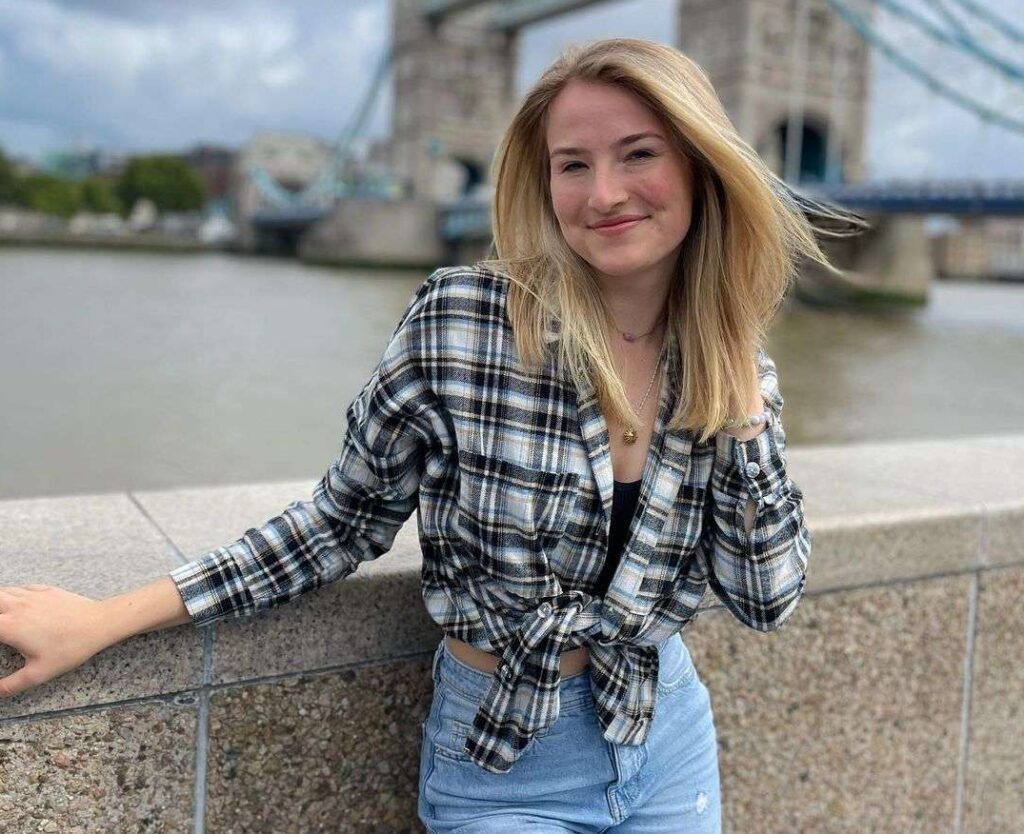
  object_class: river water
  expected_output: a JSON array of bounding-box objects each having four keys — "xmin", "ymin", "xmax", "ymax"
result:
[{"xmin": 2, "ymin": 247, "xmax": 1021, "ymax": 500}]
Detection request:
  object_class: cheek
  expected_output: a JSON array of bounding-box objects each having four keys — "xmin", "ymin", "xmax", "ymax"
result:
[
  {"xmin": 642, "ymin": 175, "xmax": 684, "ymax": 209},
  {"xmin": 646, "ymin": 177, "xmax": 692, "ymax": 230},
  {"xmin": 550, "ymin": 185, "xmax": 583, "ymax": 228}
]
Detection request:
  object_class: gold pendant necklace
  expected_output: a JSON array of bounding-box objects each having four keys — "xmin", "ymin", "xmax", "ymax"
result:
[
  {"xmin": 622, "ymin": 351, "xmax": 663, "ymax": 445},
  {"xmin": 612, "ymin": 309, "xmax": 667, "ymax": 445}
]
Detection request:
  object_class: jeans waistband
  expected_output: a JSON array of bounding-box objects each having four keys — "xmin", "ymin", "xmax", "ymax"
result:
[{"xmin": 431, "ymin": 632, "xmax": 686, "ymax": 714}]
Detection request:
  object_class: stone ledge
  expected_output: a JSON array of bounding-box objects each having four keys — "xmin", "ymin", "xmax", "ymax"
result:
[
  {"xmin": 1, "ymin": 433, "xmax": 1020, "ymax": 719},
  {"xmin": 1, "ymin": 433, "xmax": 1021, "ymax": 831}
]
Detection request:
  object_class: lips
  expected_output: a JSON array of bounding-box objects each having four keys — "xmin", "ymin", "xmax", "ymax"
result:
[
  {"xmin": 590, "ymin": 216, "xmax": 647, "ymax": 236},
  {"xmin": 591, "ymin": 215, "xmax": 647, "ymax": 229}
]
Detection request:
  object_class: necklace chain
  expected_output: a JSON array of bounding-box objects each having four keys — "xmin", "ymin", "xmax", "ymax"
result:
[
  {"xmin": 610, "ymin": 309, "xmax": 667, "ymax": 446},
  {"xmin": 621, "ymin": 345, "xmax": 665, "ymax": 446}
]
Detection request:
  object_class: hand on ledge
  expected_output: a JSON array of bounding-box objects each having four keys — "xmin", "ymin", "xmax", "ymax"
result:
[{"xmin": 0, "ymin": 584, "xmax": 111, "ymax": 699}]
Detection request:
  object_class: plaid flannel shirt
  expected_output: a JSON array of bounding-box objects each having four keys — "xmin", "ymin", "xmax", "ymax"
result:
[{"xmin": 169, "ymin": 264, "xmax": 811, "ymax": 774}]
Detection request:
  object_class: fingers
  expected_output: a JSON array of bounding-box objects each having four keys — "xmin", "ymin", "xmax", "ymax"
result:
[
  {"xmin": 0, "ymin": 590, "xmax": 16, "ymax": 614},
  {"xmin": 0, "ymin": 587, "xmax": 48, "ymax": 610},
  {"xmin": 0, "ymin": 664, "xmax": 38, "ymax": 699},
  {"xmin": 0, "ymin": 587, "xmax": 29, "ymax": 614},
  {"xmin": 0, "ymin": 587, "xmax": 27, "ymax": 597}
]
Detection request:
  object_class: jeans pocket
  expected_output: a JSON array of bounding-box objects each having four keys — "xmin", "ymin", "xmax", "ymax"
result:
[
  {"xmin": 656, "ymin": 637, "xmax": 698, "ymax": 697},
  {"xmin": 429, "ymin": 684, "xmax": 478, "ymax": 763},
  {"xmin": 430, "ymin": 679, "xmax": 557, "ymax": 764},
  {"xmin": 433, "ymin": 715, "xmax": 476, "ymax": 762}
]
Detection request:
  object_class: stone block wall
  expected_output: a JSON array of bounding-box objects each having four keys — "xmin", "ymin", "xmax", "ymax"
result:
[{"xmin": 2, "ymin": 435, "xmax": 1022, "ymax": 832}]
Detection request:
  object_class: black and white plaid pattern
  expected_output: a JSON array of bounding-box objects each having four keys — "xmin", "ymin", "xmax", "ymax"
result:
[{"xmin": 169, "ymin": 265, "xmax": 811, "ymax": 774}]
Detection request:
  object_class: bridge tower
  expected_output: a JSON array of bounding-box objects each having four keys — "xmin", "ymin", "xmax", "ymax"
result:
[
  {"xmin": 677, "ymin": 0, "xmax": 872, "ymax": 184},
  {"xmin": 390, "ymin": 0, "xmax": 519, "ymax": 201}
]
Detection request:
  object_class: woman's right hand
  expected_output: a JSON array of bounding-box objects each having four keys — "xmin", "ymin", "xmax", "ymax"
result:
[{"xmin": 0, "ymin": 584, "xmax": 114, "ymax": 699}]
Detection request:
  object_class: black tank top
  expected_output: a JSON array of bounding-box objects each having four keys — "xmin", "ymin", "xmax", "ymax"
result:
[{"xmin": 595, "ymin": 478, "xmax": 642, "ymax": 596}]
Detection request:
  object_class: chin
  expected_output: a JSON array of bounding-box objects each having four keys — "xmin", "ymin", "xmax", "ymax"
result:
[{"xmin": 588, "ymin": 256, "xmax": 649, "ymax": 277}]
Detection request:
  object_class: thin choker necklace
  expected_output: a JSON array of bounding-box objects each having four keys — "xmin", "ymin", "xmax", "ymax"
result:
[
  {"xmin": 617, "ymin": 311, "xmax": 666, "ymax": 343},
  {"xmin": 608, "ymin": 310, "xmax": 667, "ymax": 444}
]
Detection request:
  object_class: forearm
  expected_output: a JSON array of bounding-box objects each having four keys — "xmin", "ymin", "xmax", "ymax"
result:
[
  {"xmin": 98, "ymin": 575, "xmax": 192, "ymax": 645},
  {"xmin": 167, "ymin": 493, "xmax": 369, "ymax": 628},
  {"xmin": 705, "ymin": 420, "xmax": 809, "ymax": 629}
]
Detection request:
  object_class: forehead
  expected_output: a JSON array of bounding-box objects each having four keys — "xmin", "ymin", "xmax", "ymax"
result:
[{"xmin": 545, "ymin": 80, "xmax": 662, "ymax": 146}]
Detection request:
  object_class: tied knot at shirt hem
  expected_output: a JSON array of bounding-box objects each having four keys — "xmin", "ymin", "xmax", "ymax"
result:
[{"xmin": 459, "ymin": 592, "xmax": 661, "ymax": 774}]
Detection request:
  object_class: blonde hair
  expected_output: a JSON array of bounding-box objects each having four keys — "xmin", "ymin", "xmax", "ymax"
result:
[{"xmin": 478, "ymin": 37, "xmax": 866, "ymax": 444}]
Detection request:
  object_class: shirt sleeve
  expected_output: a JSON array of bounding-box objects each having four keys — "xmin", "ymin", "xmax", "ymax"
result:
[
  {"xmin": 696, "ymin": 346, "xmax": 811, "ymax": 632},
  {"xmin": 167, "ymin": 270, "xmax": 449, "ymax": 628}
]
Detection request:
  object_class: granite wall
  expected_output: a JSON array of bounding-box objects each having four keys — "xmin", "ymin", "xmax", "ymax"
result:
[{"xmin": 1, "ymin": 434, "xmax": 1021, "ymax": 833}]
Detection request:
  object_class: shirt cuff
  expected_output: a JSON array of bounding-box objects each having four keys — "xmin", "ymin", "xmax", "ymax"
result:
[
  {"xmin": 168, "ymin": 544, "xmax": 254, "ymax": 628},
  {"xmin": 714, "ymin": 421, "xmax": 789, "ymax": 504}
]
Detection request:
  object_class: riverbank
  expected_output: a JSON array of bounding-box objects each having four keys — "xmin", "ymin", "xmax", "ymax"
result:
[
  {"xmin": 0, "ymin": 231, "xmax": 446, "ymax": 271},
  {"xmin": 0, "ymin": 230, "xmax": 230, "ymax": 254}
]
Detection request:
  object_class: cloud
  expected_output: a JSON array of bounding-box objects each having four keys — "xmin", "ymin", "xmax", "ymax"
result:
[
  {"xmin": 863, "ymin": 0, "xmax": 1024, "ymax": 179},
  {"xmin": 0, "ymin": 0, "xmax": 1021, "ymax": 182},
  {"xmin": 0, "ymin": 0, "xmax": 386, "ymax": 155},
  {"xmin": 517, "ymin": 0, "xmax": 674, "ymax": 90}
]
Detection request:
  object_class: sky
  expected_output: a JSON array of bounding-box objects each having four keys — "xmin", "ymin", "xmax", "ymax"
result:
[{"xmin": 0, "ymin": 0, "xmax": 1022, "ymax": 182}]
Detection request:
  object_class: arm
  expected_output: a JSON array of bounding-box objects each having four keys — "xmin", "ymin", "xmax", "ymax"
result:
[
  {"xmin": 0, "ymin": 370, "xmax": 438, "ymax": 699},
  {"xmin": 697, "ymin": 347, "xmax": 811, "ymax": 632},
  {"xmin": 101, "ymin": 575, "xmax": 192, "ymax": 639},
  {"xmin": 0, "ymin": 576, "xmax": 191, "ymax": 699},
  {"xmin": 167, "ymin": 270, "xmax": 449, "ymax": 628},
  {"xmin": 0, "ymin": 272, "xmax": 450, "ymax": 699}
]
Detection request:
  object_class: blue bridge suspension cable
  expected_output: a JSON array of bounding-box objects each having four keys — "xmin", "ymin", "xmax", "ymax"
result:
[
  {"xmin": 824, "ymin": 0, "xmax": 1024, "ymax": 135},
  {"xmin": 870, "ymin": 0, "xmax": 1024, "ymax": 82},
  {"xmin": 948, "ymin": 0, "xmax": 1024, "ymax": 45}
]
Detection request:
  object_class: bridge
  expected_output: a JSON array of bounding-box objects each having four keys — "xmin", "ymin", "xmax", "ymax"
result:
[
  {"xmin": 236, "ymin": 0, "xmax": 1024, "ymax": 299},
  {"xmin": 438, "ymin": 180, "xmax": 1024, "ymax": 242}
]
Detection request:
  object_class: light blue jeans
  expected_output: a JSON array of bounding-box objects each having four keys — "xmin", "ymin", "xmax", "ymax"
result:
[{"xmin": 418, "ymin": 632, "xmax": 722, "ymax": 833}]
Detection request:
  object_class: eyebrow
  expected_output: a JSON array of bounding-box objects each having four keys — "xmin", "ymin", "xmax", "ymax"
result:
[{"xmin": 549, "ymin": 131, "xmax": 666, "ymax": 158}]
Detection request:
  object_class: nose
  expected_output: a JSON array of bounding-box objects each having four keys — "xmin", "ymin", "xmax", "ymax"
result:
[{"xmin": 587, "ymin": 165, "xmax": 628, "ymax": 214}]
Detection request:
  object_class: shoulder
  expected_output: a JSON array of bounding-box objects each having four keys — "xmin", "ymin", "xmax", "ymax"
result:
[
  {"xmin": 402, "ymin": 263, "xmax": 512, "ymax": 325},
  {"xmin": 385, "ymin": 264, "xmax": 513, "ymax": 366},
  {"xmin": 419, "ymin": 263, "xmax": 510, "ymax": 301}
]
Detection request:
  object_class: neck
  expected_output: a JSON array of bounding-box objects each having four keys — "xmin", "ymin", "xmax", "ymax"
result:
[{"xmin": 596, "ymin": 272, "xmax": 671, "ymax": 339}]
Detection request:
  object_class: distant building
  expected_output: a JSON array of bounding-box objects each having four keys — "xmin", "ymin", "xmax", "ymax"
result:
[
  {"xmin": 185, "ymin": 144, "xmax": 236, "ymax": 203},
  {"xmin": 366, "ymin": 137, "xmax": 392, "ymax": 167},
  {"xmin": 68, "ymin": 212, "xmax": 126, "ymax": 236},
  {"xmin": 933, "ymin": 218, "xmax": 1024, "ymax": 280},
  {"xmin": 42, "ymin": 147, "xmax": 126, "ymax": 180},
  {"xmin": 233, "ymin": 131, "xmax": 332, "ymax": 220},
  {"xmin": 128, "ymin": 198, "xmax": 158, "ymax": 232},
  {"xmin": 199, "ymin": 211, "xmax": 236, "ymax": 245},
  {"xmin": 0, "ymin": 207, "xmax": 63, "ymax": 235}
]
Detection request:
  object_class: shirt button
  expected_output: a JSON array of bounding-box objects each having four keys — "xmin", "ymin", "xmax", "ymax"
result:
[
  {"xmin": 744, "ymin": 461, "xmax": 761, "ymax": 478},
  {"xmin": 537, "ymin": 602, "xmax": 553, "ymax": 618}
]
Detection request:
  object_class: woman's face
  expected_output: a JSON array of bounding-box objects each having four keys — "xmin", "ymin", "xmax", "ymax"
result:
[{"xmin": 546, "ymin": 79, "xmax": 695, "ymax": 289}]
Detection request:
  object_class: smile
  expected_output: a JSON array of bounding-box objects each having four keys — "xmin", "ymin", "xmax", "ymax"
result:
[{"xmin": 590, "ymin": 217, "xmax": 646, "ymax": 236}]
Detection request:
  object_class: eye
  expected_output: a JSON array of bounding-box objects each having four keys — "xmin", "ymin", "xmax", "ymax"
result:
[{"xmin": 557, "ymin": 149, "xmax": 656, "ymax": 174}]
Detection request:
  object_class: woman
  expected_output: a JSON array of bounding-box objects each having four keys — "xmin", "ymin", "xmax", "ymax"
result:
[{"xmin": 0, "ymin": 38, "xmax": 863, "ymax": 833}]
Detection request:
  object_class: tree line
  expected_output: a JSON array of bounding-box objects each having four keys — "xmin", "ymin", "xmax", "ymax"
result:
[{"xmin": 0, "ymin": 148, "xmax": 206, "ymax": 218}]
